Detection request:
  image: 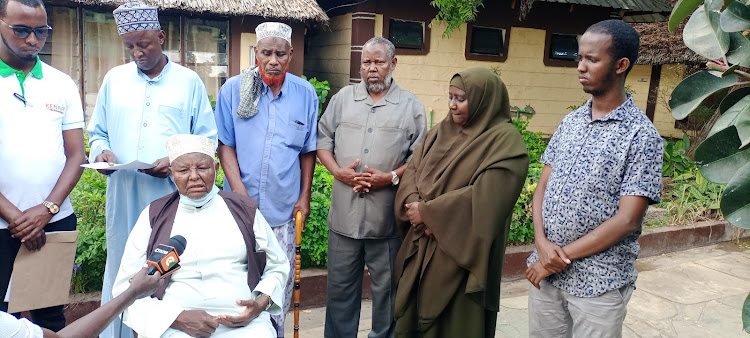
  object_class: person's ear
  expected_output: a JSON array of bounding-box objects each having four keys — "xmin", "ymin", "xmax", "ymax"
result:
[
  {"xmin": 158, "ymin": 30, "xmax": 165, "ymax": 45},
  {"xmin": 391, "ymin": 56, "xmax": 397, "ymax": 70},
  {"xmin": 615, "ymin": 57, "xmax": 629, "ymax": 75}
]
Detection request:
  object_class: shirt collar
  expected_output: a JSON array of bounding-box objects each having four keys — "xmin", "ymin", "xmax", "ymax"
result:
[
  {"xmin": 137, "ymin": 54, "xmax": 171, "ymax": 81},
  {"xmin": 0, "ymin": 56, "xmax": 43, "ymax": 79},
  {"xmin": 580, "ymin": 93, "xmax": 635, "ymax": 122},
  {"xmin": 353, "ymin": 79, "xmax": 401, "ymax": 106},
  {"xmin": 261, "ymin": 74, "xmax": 290, "ymax": 98}
]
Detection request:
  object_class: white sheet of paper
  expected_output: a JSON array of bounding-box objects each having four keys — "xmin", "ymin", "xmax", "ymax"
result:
[{"xmin": 81, "ymin": 160, "xmax": 156, "ymax": 171}]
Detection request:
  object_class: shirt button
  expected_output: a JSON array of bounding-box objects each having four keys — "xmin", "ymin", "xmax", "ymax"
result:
[
  {"xmin": 364, "ymin": 149, "xmax": 369, "ymax": 154},
  {"xmin": 146, "ymin": 102, "xmax": 150, "ymax": 106},
  {"xmin": 368, "ymin": 128, "xmax": 373, "ymax": 133},
  {"xmin": 370, "ymin": 107, "xmax": 375, "ymax": 113},
  {"xmin": 143, "ymin": 122, "xmax": 148, "ymax": 127}
]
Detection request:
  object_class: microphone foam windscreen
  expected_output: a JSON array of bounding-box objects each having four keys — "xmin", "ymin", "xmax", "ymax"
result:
[{"xmin": 166, "ymin": 235, "xmax": 187, "ymax": 255}]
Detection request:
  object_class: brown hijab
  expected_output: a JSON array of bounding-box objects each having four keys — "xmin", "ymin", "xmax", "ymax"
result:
[{"xmin": 394, "ymin": 67, "xmax": 529, "ymax": 327}]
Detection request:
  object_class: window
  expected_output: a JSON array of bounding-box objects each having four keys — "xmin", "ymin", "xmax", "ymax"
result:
[
  {"xmin": 470, "ymin": 27, "xmax": 505, "ymax": 56},
  {"xmin": 184, "ymin": 18, "xmax": 229, "ymax": 100},
  {"xmin": 544, "ymin": 32, "xmax": 581, "ymax": 67},
  {"xmin": 161, "ymin": 15, "xmax": 182, "ymax": 63},
  {"xmin": 389, "ymin": 19, "xmax": 424, "ymax": 50},
  {"xmin": 43, "ymin": 6, "xmax": 229, "ymax": 119},
  {"xmin": 549, "ymin": 34, "xmax": 579, "ymax": 61},
  {"xmin": 42, "ymin": 7, "xmax": 81, "ymax": 87},
  {"xmin": 465, "ymin": 25, "xmax": 509, "ymax": 62},
  {"xmin": 83, "ymin": 9, "xmax": 129, "ymax": 116}
]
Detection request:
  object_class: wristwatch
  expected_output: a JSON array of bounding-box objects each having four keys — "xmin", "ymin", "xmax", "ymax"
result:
[
  {"xmin": 259, "ymin": 292, "xmax": 273, "ymax": 310},
  {"xmin": 42, "ymin": 201, "xmax": 59, "ymax": 215},
  {"xmin": 391, "ymin": 171, "xmax": 400, "ymax": 186}
]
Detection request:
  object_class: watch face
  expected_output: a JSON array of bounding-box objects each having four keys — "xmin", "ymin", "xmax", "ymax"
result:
[{"xmin": 46, "ymin": 202, "xmax": 59, "ymax": 214}]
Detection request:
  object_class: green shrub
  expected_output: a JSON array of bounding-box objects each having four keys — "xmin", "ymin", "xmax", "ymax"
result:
[
  {"xmin": 662, "ymin": 134, "xmax": 695, "ymax": 177},
  {"xmin": 508, "ymin": 117, "xmax": 549, "ymax": 244},
  {"xmin": 513, "ymin": 117, "xmax": 548, "ymax": 165},
  {"xmin": 301, "ymin": 165, "xmax": 333, "ymax": 268},
  {"xmin": 301, "ymin": 75, "xmax": 331, "ymax": 117},
  {"xmin": 663, "ymin": 169, "xmax": 724, "ymax": 225},
  {"xmin": 70, "ymin": 169, "xmax": 108, "ymax": 294}
]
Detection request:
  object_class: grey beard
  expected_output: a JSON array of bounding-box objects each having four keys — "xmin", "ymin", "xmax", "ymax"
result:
[{"xmin": 361, "ymin": 68, "xmax": 393, "ymax": 93}]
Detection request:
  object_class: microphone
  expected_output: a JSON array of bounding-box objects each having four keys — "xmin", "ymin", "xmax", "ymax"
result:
[{"xmin": 146, "ymin": 235, "xmax": 187, "ymax": 276}]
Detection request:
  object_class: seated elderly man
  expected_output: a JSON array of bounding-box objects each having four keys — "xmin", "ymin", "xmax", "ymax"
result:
[{"xmin": 113, "ymin": 134, "xmax": 289, "ymax": 337}]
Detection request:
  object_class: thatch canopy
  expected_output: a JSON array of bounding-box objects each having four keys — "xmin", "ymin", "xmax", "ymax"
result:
[
  {"xmin": 76, "ymin": 0, "xmax": 329, "ymax": 22},
  {"xmin": 633, "ymin": 21, "xmax": 704, "ymax": 65}
]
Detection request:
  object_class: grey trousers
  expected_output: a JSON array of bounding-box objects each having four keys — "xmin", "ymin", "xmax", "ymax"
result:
[
  {"xmin": 324, "ymin": 231, "xmax": 400, "ymax": 338},
  {"xmin": 528, "ymin": 280, "xmax": 635, "ymax": 338}
]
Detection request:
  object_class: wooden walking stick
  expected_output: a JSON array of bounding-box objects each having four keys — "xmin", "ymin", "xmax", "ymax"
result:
[{"xmin": 294, "ymin": 210, "xmax": 303, "ymax": 338}]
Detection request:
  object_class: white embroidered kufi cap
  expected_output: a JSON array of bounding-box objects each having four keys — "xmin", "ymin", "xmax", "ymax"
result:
[
  {"xmin": 255, "ymin": 22, "xmax": 292, "ymax": 45},
  {"xmin": 166, "ymin": 134, "xmax": 217, "ymax": 164},
  {"xmin": 113, "ymin": 2, "xmax": 161, "ymax": 35}
]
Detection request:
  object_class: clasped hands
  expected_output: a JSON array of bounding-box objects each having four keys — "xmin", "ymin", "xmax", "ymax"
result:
[
  {"xmin": 172, "ymin": 295, "xmax": 270, "ymax": 337},
  {"xmin": 334, "ymin": 159, "xmax": 391, "ymax": 193},
  {"xmin": 526, "ymin": 239, "xmax": 571, "ymax": 289},
  {"xmin": 95, "ymin": 150, "xmax": 170, "ymax": 178},
  {"xmin": 7, "ymin": 204, "xmax": 52, "ymax": 251}
]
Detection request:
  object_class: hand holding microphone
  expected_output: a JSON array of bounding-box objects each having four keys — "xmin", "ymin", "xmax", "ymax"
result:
[{"xmin": 146, "ymin": 235, "xmax": 187, "ymax": 278}]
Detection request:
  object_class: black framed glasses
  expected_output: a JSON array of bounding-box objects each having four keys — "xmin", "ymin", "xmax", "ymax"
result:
[{"xmin": 0, "ymin": 19, "xmax": 51, "ymax": 39}]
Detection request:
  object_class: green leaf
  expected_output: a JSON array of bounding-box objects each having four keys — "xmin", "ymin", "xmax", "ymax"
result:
[
  {"xmin": 696, "ymin": 126, "xmax": 750, "ymax": 183},
  {"xmin": 710, "ymin": 95, "xmax": 750, "ymax": 141},
  {"xmin": 720, "ymin": 2, "xmax": 750, "ymax": 32},
  {"xmin": 719, "ymin": 87, "xmax": 750, "ymax": 114},
  {"xmin": 670, "ymin": 0, "xmax": 706, "ymax": 32},
  {"xmin": 720, "ymin": 160, "xmax": 750, "ymax": 228},
  {"xmin": 670, "ymin": 70, "xmax": 739, "ymax": 120},
  {"xmin": 682, "ymin": 133, "xmax": 691, "ymax": 150},
  {"xmin": 743, "ymin": 293, "xmax": 750, "ymax": 333},
  {"xmin": 683, "ymin": 5, "xmax": 731, "ymax": 59},
  {"xmin": 727, "ymin": 31, "xmax": 750, "ymax": 66}
]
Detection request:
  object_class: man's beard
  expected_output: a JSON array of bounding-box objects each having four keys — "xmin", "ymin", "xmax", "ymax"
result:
[
  {"xmin": 582, "ymin": 64, "xmax": 617, "ymax": 97},
  {"xmin": 1, "ymin": 35, "xmax": 37, "ymax": 63},
  {"xmin": 258, "ymin": 61, "xmax": 289, "ymax": 87},
  {"xmin": 361, "ymin": 67, "xmax": 393, "ymax": 93}
]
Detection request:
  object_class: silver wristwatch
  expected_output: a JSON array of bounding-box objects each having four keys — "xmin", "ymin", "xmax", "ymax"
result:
[{"xmin": 391, "ymin": 171, "xmax": 400, "ymax": 186}]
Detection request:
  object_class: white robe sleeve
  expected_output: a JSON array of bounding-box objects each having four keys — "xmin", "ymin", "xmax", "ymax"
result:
[
  {"xmin": 112, "ymin": 206, "xmax": 185, "ymax": 337},
  {"xmin": 250, "ymin": 210, "xmax": 290, "ymax": 315}
]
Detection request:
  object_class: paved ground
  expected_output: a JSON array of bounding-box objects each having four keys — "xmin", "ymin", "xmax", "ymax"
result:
[{"xmin": 285, "ymin": 238, "xmax": 750, "ymax": 337}]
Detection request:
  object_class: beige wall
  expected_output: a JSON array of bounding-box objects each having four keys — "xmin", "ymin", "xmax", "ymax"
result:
[
  {"xmin": 312, "ymin": 17, "xmax": 684, "ymax": 137},
  {"xmin": 240, "ymin": 33, "xmax": 257, "ymax": 70},
  {"xmin": 651, "ymin": 64, "xmax": 686, "ymax": 139},
  {"xmin": 304, "ymin": 14, "xmax": 353, "ymax": 95},
  {"xmin": 391, "ymin": 22, "xmax": 590, "ymax": 134}
]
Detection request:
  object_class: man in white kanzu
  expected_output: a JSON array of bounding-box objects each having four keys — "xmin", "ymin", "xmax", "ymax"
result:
[
  {"xmin": 87, "ymin": 5, "xmax": 217, "ymax": 336},
  {"xmin": 113, "ymin": 134, "xmax": 289, "ymax": 338}
]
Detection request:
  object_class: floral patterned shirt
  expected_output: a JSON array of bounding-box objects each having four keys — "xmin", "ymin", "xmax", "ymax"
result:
[{"xmin": 527, "ymin": 94, "xmax": 663, "ymax": 297}]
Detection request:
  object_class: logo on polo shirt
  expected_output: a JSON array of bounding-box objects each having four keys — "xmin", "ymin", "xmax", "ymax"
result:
[{"xmin": 45, "ymin": 103, "xmax": 65, "ymax": 114}]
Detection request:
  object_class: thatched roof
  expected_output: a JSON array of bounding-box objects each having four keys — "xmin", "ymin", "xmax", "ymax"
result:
[
  {"xmin": 633, "ymin": 21, "xmax": 704, "ymax": 65},
  {"xmin": 75, "ymin": 0, "xmax": 329, "ymax": 22}
]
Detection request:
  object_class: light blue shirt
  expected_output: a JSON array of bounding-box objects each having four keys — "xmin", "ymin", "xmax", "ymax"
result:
[
  {"xmin": 86, "ymin": 57, "xmax": 217, "ymax": 338},
  {"xmin": 215, "ymin": 73, "xmax": 318, "ymax": 227}
]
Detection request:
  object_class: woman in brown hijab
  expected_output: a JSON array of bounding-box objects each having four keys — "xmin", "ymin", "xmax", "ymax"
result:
[{"xmin": 393, "ymin": 67, "xmax": 529, "ymax": 337}]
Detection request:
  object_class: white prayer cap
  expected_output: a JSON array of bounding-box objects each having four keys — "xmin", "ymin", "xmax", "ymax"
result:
[
  {"xmin": 255, "ymin": 22, "xmax": 292, "ymax": 45},
  {"xmin": 113, "ymin": 2, "xmax": 161, "ymax": 35},
  {"xmin": 166, "ymin": 134, "xmax": 216, "ymax": 164}
]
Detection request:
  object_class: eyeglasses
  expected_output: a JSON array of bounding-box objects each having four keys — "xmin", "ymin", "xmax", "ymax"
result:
[{"xmin": 0, "ymin": 19, "xmax": 51, "ymax": 39}]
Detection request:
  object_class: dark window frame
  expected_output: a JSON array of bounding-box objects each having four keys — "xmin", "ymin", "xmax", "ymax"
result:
[
  {"xmin": 382, "ymin": 16, "xmax": 431, "ymax": 56},
  {"xmin": 465, "ymin": 24, "xmax": 510, "ymax": 62},
  {"xmin": 543, "ymin": 31, "xmax": 581, "ymax": 67}
]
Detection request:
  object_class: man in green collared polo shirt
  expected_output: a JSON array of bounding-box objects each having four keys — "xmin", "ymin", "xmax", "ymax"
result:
[{"xmin": 0, "ymin": 0, "xmax": 86, "ymax": 331}]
